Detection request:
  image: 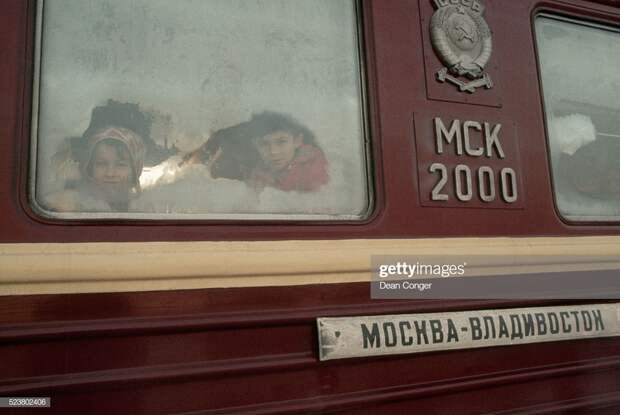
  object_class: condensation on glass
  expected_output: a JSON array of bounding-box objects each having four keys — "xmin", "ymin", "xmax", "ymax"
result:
[
  {"xmin": 536, "ymin": 15, "xmax": 620, "ymax": 221},
  {"xmin": 30, "ymin": 0, "xmax": 370, "ymax": 220}
]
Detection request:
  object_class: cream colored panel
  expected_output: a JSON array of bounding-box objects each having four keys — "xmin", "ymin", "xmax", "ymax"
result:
[{"xmin": 2, "ymin": 236, "xmax": 620, "ymax": 294}]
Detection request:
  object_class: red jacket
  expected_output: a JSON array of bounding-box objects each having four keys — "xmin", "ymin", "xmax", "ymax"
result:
[{"xmin": 249, "ymin": 144, "xmax": 329, "ymax": 192}]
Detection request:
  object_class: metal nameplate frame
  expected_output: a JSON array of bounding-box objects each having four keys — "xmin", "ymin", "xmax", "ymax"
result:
[{"xmin": 317, "ymin": 303, "xmax": 620, "ymax": 361}]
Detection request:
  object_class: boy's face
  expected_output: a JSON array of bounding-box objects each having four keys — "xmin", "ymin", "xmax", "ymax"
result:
[{"xmin": 255, "ymin": 130, "xmax": 303, "ymax": 171}]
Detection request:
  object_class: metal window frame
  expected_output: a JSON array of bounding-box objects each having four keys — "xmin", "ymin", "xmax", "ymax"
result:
[{"xmin": 28, "ymin": 0, "xmax": 374, "ymax": 222}]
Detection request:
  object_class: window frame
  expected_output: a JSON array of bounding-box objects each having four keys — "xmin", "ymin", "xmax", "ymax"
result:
[
  {"xmin": 27, "ymin": 0, "xmax": 376, "ymax": 223},
  {"xmin": 535, "ymin": 11, "xmax": 620, "ymax": 223}
]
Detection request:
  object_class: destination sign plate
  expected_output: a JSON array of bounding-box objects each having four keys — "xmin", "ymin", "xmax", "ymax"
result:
[{"xmin": 317, "ymin": 303, "xmax": 620, "ymax": 361}]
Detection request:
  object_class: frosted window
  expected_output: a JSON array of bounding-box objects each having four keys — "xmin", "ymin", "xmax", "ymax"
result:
[
  {"xmin": 536, "ymin": 15, "xmax": 620, "ymax": 221},
  {"xmin": 31, "ymin": 0, "xmax": 370, "ymax": 220}
]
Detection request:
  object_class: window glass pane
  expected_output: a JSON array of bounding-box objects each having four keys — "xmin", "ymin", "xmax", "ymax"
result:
[
  {"xmin": 536, "ymin": 16, "xmax": 620, "ymax": 221},
  {"xmin": 31, "ymin": 0, "xmax": 370, "ymax": 220}
]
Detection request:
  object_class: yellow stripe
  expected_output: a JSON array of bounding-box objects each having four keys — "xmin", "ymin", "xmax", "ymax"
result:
[{"xmin": 1, "ymin": 236, "xmax": 620, "ymax": 295}]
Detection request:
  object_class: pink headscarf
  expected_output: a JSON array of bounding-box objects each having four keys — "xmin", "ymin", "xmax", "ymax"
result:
[{"xmin": 81, "ymin": 126, "xmax": 146, "ymax": 190}]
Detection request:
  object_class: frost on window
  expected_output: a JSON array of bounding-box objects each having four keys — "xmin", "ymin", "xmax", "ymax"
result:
[
  {"xmin": 31, "ymin": 0, "xmax": 369, "ymax": 220},
  {"xmin": 536, "ymin": 16, "xmax": 620, "ymax": 221}
]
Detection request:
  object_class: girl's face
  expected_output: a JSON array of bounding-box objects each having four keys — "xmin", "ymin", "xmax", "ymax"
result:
[
  {"xmin": 90, "ymin": 142, "xmax": 133, "ymax": 198},
  {"xmin": 255, "ymin": 131, "xmax": 303, "ymax": 171}
]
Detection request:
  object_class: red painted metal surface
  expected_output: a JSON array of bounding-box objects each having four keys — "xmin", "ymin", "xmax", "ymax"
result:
[
  {"xmin": 2, "ymin": 0, "xmax": 620, "ymax": 414},
  {"xmin": 1, "ymin": 286, "xmax": 620, "ymax": 414},
  {"xmin": 0, "ymin": 0, "xmax": 618, "ymax": 243}
]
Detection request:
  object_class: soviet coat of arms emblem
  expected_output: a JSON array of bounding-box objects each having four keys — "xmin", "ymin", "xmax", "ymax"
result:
[{"xmin": 430, "ymin": 0, "xmax": 493, "ymax": 93}]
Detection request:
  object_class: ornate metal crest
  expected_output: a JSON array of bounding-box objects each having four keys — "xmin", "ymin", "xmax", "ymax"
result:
[{"xmin": 430, "ymin": 0, "xmax": 493, "ymax": 93}]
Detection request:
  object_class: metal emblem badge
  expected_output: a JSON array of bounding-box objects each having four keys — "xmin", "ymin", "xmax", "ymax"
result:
[{"xmin": 430, "ymin": 0, "xmax": 493, "ymax": 93}]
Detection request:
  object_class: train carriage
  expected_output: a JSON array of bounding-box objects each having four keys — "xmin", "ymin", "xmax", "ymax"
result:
[{"xmin": 2, "ymin": 0, "xmax": 620, "ymax": 413}]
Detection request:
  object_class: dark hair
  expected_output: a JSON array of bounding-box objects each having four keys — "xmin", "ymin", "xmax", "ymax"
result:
[
  {"xmin": 83, "ymin": 100, "xmax": 150, "ymax": 142},
  {"xmin": 249, "ymin": 111, "xmax": 319, "ymax": 147},
  {"xmin": 566, "ymin": 138, "xmax": 620, "ymax": 199},
  {"xmin": 66, "ymin": 100, "xmax": 150, "ymax": 169},
  {"xmin": 202, "ymin": 121, "xmax": 260, "ymax": 180},
  {"xmin": 197, "ymin": 112, "xmax": 320, "ymax": 181},
  {"xmin": 203, "ymin": 121, "xmax": 252, "ymax": 155},
  {"xmin": 79, "ymin": 99, "xmax": 176, "ymax": 166}
]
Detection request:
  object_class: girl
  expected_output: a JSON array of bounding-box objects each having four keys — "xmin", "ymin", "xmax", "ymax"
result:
[{"xmin": 45, "ymin": 126, "xmax": 145, "ymax": 212}]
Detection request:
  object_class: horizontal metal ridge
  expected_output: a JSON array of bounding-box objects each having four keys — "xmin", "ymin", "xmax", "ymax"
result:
[
  {"xmin": 2, "ymin": 355, "xmax": 620, "ymax": 408},
  {"xmin": 486, "ymin": 390, "xmax": 620, "ymax": 414},
  {"xmin": 584, "ymin": 0, "xmax": 620, "ymax": 8},
  {"xmin": 174, "ymin": 357, "xmax": 620, "ymax": 415},
  {"xmin": 0, "ymin": 299, "xmax": 562, "ymax": 342},
  {"xmin": 0, "ymin": 352, "xmax": 314, "ymax": 394},
  {"xmin": 176, "ymin": 359, "xmax": 620, "ymax": 415}
]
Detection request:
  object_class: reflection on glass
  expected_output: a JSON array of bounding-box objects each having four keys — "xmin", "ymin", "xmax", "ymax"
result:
[
  {"xmin": 33, "ymin": 0, "xmax": 369, "ymax": 219},
  {"xmin": 536, "ymin": 16, "xmax": 620, "ymax": 220}
]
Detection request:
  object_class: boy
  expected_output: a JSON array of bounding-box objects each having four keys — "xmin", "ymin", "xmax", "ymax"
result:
[{"xmin": 248, "ymin": 111, "xmax": 329, "ymax": 192}]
